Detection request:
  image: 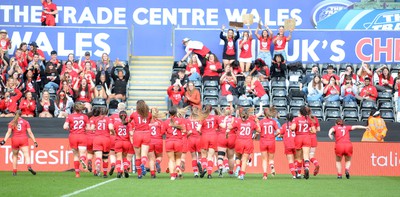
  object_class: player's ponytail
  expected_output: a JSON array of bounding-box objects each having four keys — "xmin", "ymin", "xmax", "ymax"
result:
[
  {"xmin": 11, "ymin": 110, "xmax": 22, "ymax": 129},
  {"xmin": 73, "ymin": 103, "xmax": 86, "ymax": 113},
  {"xmin": 336, "ymin": 118, "xmax": 344, "ymax": 126},
  {"xmin": 169, "ymin": 106, "xmax": 183, "ymax": 130},
  {"xmin": 119, "ymin": 111, "xmax": 128, "ymax": 125}
]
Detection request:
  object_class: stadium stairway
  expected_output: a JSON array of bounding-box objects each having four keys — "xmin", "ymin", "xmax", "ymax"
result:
[{"xmin": 127, "ymin": 56, "xmax": 173, "ymax": 113}]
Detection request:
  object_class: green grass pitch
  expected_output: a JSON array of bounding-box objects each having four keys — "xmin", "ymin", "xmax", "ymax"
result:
[{"xmin": 1, "ymin": 171, "xmax": 399, "ymax": 197}]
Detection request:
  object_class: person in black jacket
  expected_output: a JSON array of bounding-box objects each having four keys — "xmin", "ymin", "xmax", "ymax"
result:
[
  {"xmin": 43, "ymin": 61, "xmax": 61, "ymax": 90},
  {"xmin": 37, "ymin": 89, "xmax": 55, "ymax": 118},
  {"xmin": 220, "ymin": 25, "xmax": 239, "ymax": 67},
  {"xmin": 270, "ymin": 54, "xmax": 287, "ymax": 80},
  {"xmin": 21, "ymin": 68, "xmax": 41, "ymax": 99},
  {"xmin": 110, "ymin": 59, "xmax": 130, "ymax": 101}
]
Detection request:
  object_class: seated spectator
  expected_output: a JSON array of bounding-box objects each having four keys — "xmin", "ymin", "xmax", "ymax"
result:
[
  {"xmin": 167, "ymin": 83, "xmax": 185, "ymax": 108},
  {"xmin": 21, "ymin": 68, "xmax": 40, "ymax": 99},
  {"xmin": 203, "ymin": 53, "xmax": 222, "ymax": 79},
  {"xmin": 60, "ymin": 61, "xmax": 78, "ymax": 82},
  {"xmin": 9, "ymin": 71, "xmax": 22, "ymax": 89},
  {"xmin": 95, "ymin": 71, "xmax": 112, "ymax": 100},
  {"xmin": 250, "ymin": 76, "xmax": 269, "ymax": 105},
  {"xmin": 110, "ymin": 60, "xmax": 130, "ymax": 101},
  {"xmin": 185, "ymin": 54, "xmax": 202, "ymax": 81},
  {"xmin": 356, "ymin": 77, "xmax": 377, "ymax": 101},
  {"xmin": 323, "ymin": 76, "xmax": 340, "ymax": 102},
  {"xmin": 58, "ymin": 80, "xmax": 74, "ymax": 98},
  {"xmin": 19, "ymin": 91, "xmax": 36, "ymax": 117},
  {"xmin": 54, "ymin": 90, "xmax": 74, "ymax": 118},
  {"xmin": 0, "ymin": 29, "xmax": 11, "ymax": 59},
  {"xmin": 356, "ymin": 62, "xmax": 373, "ymax": 89},
  {"xmin": 322, "ymin": 64, "xmax": 339, "ymax": 85},
  {"xmin": 97, "ymin": 53, "xmax": 113, "ymax": 73},
  {"xmin": 239, "ymin": 76, "xmax": 254, "ymax": 104},
  {"xmin": 230, "ymin": 60, "xmax": 243, "ymax": 76},
  {"xmin": 80, "ymin": 51, "xmax": 97, "ymax": 72},
  {"xmin": 19, "ymin": 42, "xmax": 28, "ymax": 63},
  {"xmin": 93, "ymin": 84, "xmax": 108, "ymax": 100},
  {"xmin": 37, "ymin": 89, "xmax": 54, "ymax": 118},
  {"xmin": 8, "ymin": 57, "xmax": 23, "ymax": 81},
  {"xmin": 170, "ymin": 69, "xmax": 188, "ymax": 87},
  {"xmin": 27, "ymin": 42, "xmax": 45, "ymax": 62},
  {"xmin": 270, "ymin": 54, "xmax": 287, "ymax": 81},
  {"xmin": 341, "ymin": 76, "xmax": 358, "ymax": 102},
  {"xmin": 220, "ymin": 69, "xmax": 239, "ymax": 105},
  {"xmin": 250, "ymin": 58, "xmax": 270, "ymax": 82},
  {"xmin": 375, "ymin": 65, "xmax": 393, "ymax": 92},
  {"xmin": 43, "ymin": 62, "xmax": 61, "ymax": 90},
  {"xmin": 73, "ymin": 77, "xmax": 94, "ymax": 112},
  {"xmin": 83, "ymin": 61, "xmax": 96, "ymax": 80},
  {"xmin": 0, "ymin": 87, "xmax": 22, "ymax": 117},
  {"xmin": 307, "ymin": 75, "xmax": 324, "ymax": 102},
  {"xmin": 48, "ymin": 50, "xmax": 62, "ymax": 71},
  {"xmin": 300, "ymin": 64, "xmax": 319, "ymax": 94},
  {"xmin": 184, "ymin": 81, "xmax": 201, "ymax": 109},
  {"xmin": 15, "ymin": 49, "xmax": 28, "ymax": 72},
  {"xmin": 339, "ymin": 65, "xmax": 357, "ymax": 85}
]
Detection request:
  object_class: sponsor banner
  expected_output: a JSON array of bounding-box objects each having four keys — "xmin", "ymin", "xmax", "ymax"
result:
[
  {"xmin": 5, "ymin": 27, "xmax": 128, "ymax": 60},
  {"xmin": 317, "ymin": 9, "xmax": 400, "ymax": 30},
  {"xmin": 174, "ymin": 29, "xmax": 400, "ymax": 63},
  {"xmin": 1, "ymin": 139, "xmax": 399, "ymax": 176}
]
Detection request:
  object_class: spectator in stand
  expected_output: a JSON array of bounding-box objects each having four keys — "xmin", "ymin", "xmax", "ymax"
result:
[
  {"xmin": 61, "ymin": 61, "xmax": 78, "ymax": 83},
  {"xmin": 27, "ymin": 42, "xmax": 45, "ymax": 62},
  {"xmin": 180, "ymin": 38, "xmax": 211, "ymax": 66},
  {"xmin": 273, "ymin": 26, "xmax": 293, "ymax": 61},
  {"xmin": 48, "ymin": 50, "xmax": 62, "ymax": 71},
  {"xmin": 393, "ymin": 71, "xmax": 400, "ymax": 122},
  {"xmin": 307, "ymin": 75, "xmax": 324, "ymax": 102},
  {"xmin": 270, "ymin": 54, "xmax": 287, "ymax": 81},
  {"xmin": 0, "ymin": 87, "xmax": 22, "ymax": 117},
  {"xmin": 97, "ymin": 53, "xmax": 113, "ymax": 73},
  {"xmin": 239, "ymin": 76, "xmax": 254, "ymax": 104},
  {"xmin": 238, "ymin": 26, "xmax": 253, "ymax": 75},
  {"xmin": 0, "ymin": 49, "xmax": 9, "ymax": 78},
  {"xmin": 219, "ymin": 68, "xmax": 239, "ymax": 105},
  {"xmin": 323, "ymin": 76, "xmax": 340, "ymax": 102},
  {"xmin": 167, "ymin": 83, "xmax": 185, "ymax": 108},
  {"xmin": 7, "ymin": 58, "xmax": 23, "ymax": 86},
  {"xmin": 93, "ymin": 84, "xmax": 108, "ymax": 101},
  {"xmin": 58, "ymin": 80, "xmax": 74, "ymax": 98},
  {"xmin": 43, "ymin": 62, "xmax": 61, "ymax": 90},
  {"xmin": 21, "ymin": 68, "xmax": 40, "ymax": 99},
  {"xmin": 300, "ymin": 64, "xmax": 319, "ymax": 94},
  {"xmin": 230, "ymin": 60, "xmax": 243, "ymax": 76},
  {"xmin": 250, "ymin": 76, "xmax": 269, "ymax": 105},
  {"xmin": 82, "ymin": 61, "xmax": 96, "ymax": 80},
  {"xmin": 203, "ymin": 53, "xmax": 222, "ymax": 80},
  {"xmin": 356, "ymin": 77, "xmax": 377, "ymax": 102},
  {"xmin": 362, "ymin": 109, "xmax": 387, "ymax": 142},
  {"xmin": 110, "ymin": 59, "xmax": 130, "ymax": 101},
  {"xmin": 341, "ymin": 76, "xmax": 358, "ymax": 102},
  {"xmin": 73, "ymin": 77, "xmax": 94, "ymax": 112},
  {"xmin": 255, "ymin": 24, "xmax": 273, "ymax": 67},
  {"xmin": 95, "ymin": 71, "xmax": 111, "ymax": 100},
  {"xmin": 19, "ymin": 92, "xmax": 36, "ymax": 117},
  {"xmin": 375, "ymin": 65, "xmax": 393, "ymax": 92},
  {"xmin": 28, "ymin": 53, "xmax": 45, "ymax": 87},
  {"xmin": 0, "ymin": 29, "xmax": 11, "ymax": 59},
  {"xmin": 322, "ymin": 64, "xmax": 339, "ymax": 85},
  {"xmin": 54, "ymin": 90, "xmax": 74, "ymax": 118},
  {"xmin": 37, "ymin": 90, "xmax": 54, "ymax": 118},
  {"xmin": 356, "ymin": 62, "xmax": 373, "ymax": 90},
  {"xmin": 171, "ymin": 70, "xmax": 189, "ymax": 87},
  {"xmin": 81, "ymin": 51, "xmax": 97, "ymax": 72},
  {"xmin": 185, "ymin": 54, "xmax": 202, "ymax": 81},
  {"xmin": 40, "ymin": 0, "xmax": 58, "ymax": 26},
  {"xmin": 184, "ymin": 81, "xmax": 201, "ymax": 109},
  {"xmin": 249, "ymin": 58, "xmax": 270, "ymax": 82},
  {"xmin": 220, "ymin": 25, "xmax": 239, "ymax": 67},
  {"xmin": 9, "ymin": 71, "xmax": 22, "ymax": 90},
  {"xmin": 15, "ymin": 49, "xmax": 28, "ymax": 72},
  {"xmin": 64, "ymin": 53, "xmax": 79, "ymax": 72},
  {"xmin": 339, "ymin": 65, "xmax": 357, "ymax": 85}
]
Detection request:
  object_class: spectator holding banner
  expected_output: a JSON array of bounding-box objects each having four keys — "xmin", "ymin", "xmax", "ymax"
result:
[
  {"xmin": 41, "ymin": 0, "xmax": 58, "ymax": 26},
  {"xmin": 220, "ymin": 25, "xmax": 240, "ymax": 67},
  {"xmin": 273, "ymin": 26, "xmax": 293, "ymax": 61},
  {"xmin": 255, "ymin": 23, "xmax": 273, "ymax": 67}
]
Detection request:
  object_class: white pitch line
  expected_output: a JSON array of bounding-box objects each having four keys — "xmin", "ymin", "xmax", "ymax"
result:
[{"xmin": 61, "ymin": 178, "xmax": 118, "ymax": 197}]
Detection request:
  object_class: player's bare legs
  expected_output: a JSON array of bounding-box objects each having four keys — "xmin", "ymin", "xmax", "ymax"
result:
[
  {"xmin": 335, "ymin": 155, "xmax": 343, "ymax": 179},
  {"xmin": 227, "ymin": 148, "xmax": 235, "ymax": 175},
  {"xmin": 78, "ymin": 146, "xmax": 87, "ymax": 170},
  {"xmin": 302, "ymin": 146, "xmax": 311, "ymax": 179},
  {"xmin": 261, "ymin": 151, "xmax": 268, "ymax": 179},
  {"xmin": 310, "ymin": 147, "xmax": 320, "ymax": 176},
  {"xmin": 200, "ymin": 149, "xmax": 208, "ymax": 178},
  {"xmin": 238, "ymin": 153, "xmax": 249, "ymax": 180},
  {"xmin": 286, "ymin": 153, "xmax": 296, "ymax": 178},
  {"xmin": 175, "ymin": 152, "xmax": 183, "ymax": 178},
  {"xmin": 12, "ymin": 149, "xmax": 19, "ymax": 174},
  {"xmin": 140, "ymin": 145, "xmax": 149, "ymax": 176},
  {"xmin": 148, "ymin": 151, "xmax": 156, "ymax": 178},
  {"xmin": 167, "ymin": 151, "xmax": 178, "ymax": 180},
  {"xmin": 126, "ymin": 153, "xmax": 134, "ymax": 173},
  {"xmin": 134, "ymin": 147, "xmax": 143, "ymax": 177},
  {"xmin": 206, "ymin": 148, "xmax": 216, "ymax": 178},
  {"xmin": 155, "ymin": 152, "xmax": 162, "ymax": 173},
  {"xmin": 72, "ymin": 148, "xmax": 83, "ymax": 177},
  {"xmin": 108, "ymin": 150, "xmax": 116, "ymax": 176},
  {"xmin": 344, "ymin": 155, "xmax": 352, "ymax": 179},
  {"xmin": 180, "ymin": 152, "xmax": 187, "ymax": 174},
  {"xmin": 116, "ymin": 152, "xmax": 123, "ymax": 178},
  {"xmin": 87, "ymin": 150, "xmax": 94, "ymax": 172},
  {"xmin": 217, "ymin": 147, "xmax": 227, "ymax": 177},
  {"xmin": 295, "ymin": 149, "xmax": 303, "ymax": 178},
  {"xmin": 234, "ymin": 154, "xmax": 242, "ymax": 177},
  {"xmin": 268, "ymin": 153, "xmax": 275, "ymax": 176},
  {"xmin": 20, "ymin": 146, "xmax": 36, "ymax": 175}
]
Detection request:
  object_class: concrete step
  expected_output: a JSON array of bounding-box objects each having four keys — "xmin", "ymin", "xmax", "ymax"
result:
[
  {"xmin": 129, "ymin": 85, "xmax": 168, "ymax": 90},
  {"xmin": 129, "ymin": 70, "xmax": 171, "ymax": 75},
  {"xmin": 131, "ymin": 56, "xmax": 174, "ymax": 62}
]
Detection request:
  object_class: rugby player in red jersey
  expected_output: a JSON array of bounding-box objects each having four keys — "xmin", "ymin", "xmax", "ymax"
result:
[
  {"xmin": 307, "ymin": 107, "xmax": 321, "ymax": 176},
  {"xmin": 217, "ymin": 104, "xmax": 237, "ymax": 177},
  {"xmin": 328, "ymin": 119, "xmax": 366, "ymax": 179},
  {"xmin": 278, "ymin": 113, "xmax": 297, "ymax": 178},
  {"xmin": 148, "ymin": 108, "xmax": 166, "ymax": 178},
  {"xmin": 111, "ymin": 111, "xmax": 133, "ymax": 178},
  {"xmin": 186, "ymin": 107, "xmax": 203, "ymax": 178},
  {"xmin": 63, "ymin": 103, "xmax": 89, "ymax": 178},
  {"xmin": 0, "ymin": 110, "xmax": 38, "ymax": 176}
]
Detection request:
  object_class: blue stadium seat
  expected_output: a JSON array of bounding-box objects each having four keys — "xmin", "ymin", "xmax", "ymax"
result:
[
  {"xmin": 325, "ymin": 108, "xmax": 341, "ymax": 121},
  {"xmin": 272, "ymin": 97, "xmax": 287, "ymax": 108},
  {"xmin": 343, "ymin": 108, "xmax": 359, "ymax": 121},
  {"xmin": 202, "ymin": 87, "xmax": 219, "ymax": 98},
  {"xmin": 271, "ymin": 88, "xmax": 287, "ymax": 98},
  {"xmin": 203, "ymin": 97, "xmax": 219, "ymax": 107},
  {"xmin": 203, "ymin": 80, "xmax": 219, "ymax": 87},
  {"xmin": 380, "ymin": 109, "xmax": 395, "ymax": 122},
  {"xmin": 310, "ymin": 108, "xmax": 323, "ymax": 121},
  {"xmin": 276, "ymin": 107, "xmax": 288, "ymax": 120}
]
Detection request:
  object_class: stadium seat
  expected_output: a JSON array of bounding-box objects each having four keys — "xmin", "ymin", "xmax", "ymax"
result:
[
  {"xmin": 193, "ymin": 80, "xmax": 202, "ymax": 88},
  {"xmin": 380, "ymin": 109, "xmax": 395, "ymax": 122},
  {"xmin": 310, "ymin": 108, "xmax": 323, "ymax": 121},
  {"xmin": 289, "ymin": 97, "xmax": 305, "ymax": 113},
  {"xmin": 203, "ymin": 97, "xmax": 219, "ymax": 107},
  {"xmin": 325, "ymin": 108, "xmax": 341, "ymax": 121},
  {"xmin": 271, "ymin": 88, "xmax": 287, "ymax": 98},
  {"xmin": 261, "ymin": 81, "xmax": 270, "ymax": 93},
  {"xmin": 272, "ymin": 97, "xmax": 287, "ymax": 108},
  {"xmin": 271, "ymin": 79, "xmax": 286, "ymax": 89},
  {"xmin": 238, "ymin": 98, "xmax": 252, "ymax": 107},
  {"xmin": 343, "ymin": 101, "xmax": 358, "ymax": 109},
  {"xmin": 219, "ymin": 97, "xmax": 230, "ymax": 107},
  {"xmin": 379, "ymin": 101, "xmax": 393, "ymax": 110},
  {"xmin": 202, "ymin": 87, "xmax": 219, "ymax": 98},
  {"xmin": 377, "ymin": 91, "xmax": 392, "ymax": 104},
  {"xmin": 203, "ymin": 80, "xmax": 219, "ymax": 88},
  {"xmin": 391, "ymin": 63, "xmax": 400, "ymax": 74},
  {"xmin": 324, "ymin": 100, "xmax": 341, "ymax": 109},
  {"xmin": 321, "ymin": 63, "xmax": 338, "ymax": 75},
  {"xmin": 254, "ymin": 97, "xmax": 270, "ymax": 106},
  {"xmin": 288, "ymin": 81, "xmax": 300, "ymax": 93},
  {"xmin": 308, "ymin": 100, "xmax": 323, "ymax": 108},
  {"xmin": 360, "ymin": 109, "xmax": 372, "ymax": 122},
  {"xmin": 276, "ymin": 107, "xmax": 288, "ymax": 120},
  {"xmin": 291, "ymin": 107, "xmax": 300, "ymax": 117},
  {"xmin": 343, "ymin": 108, "xmax": 359, "ymax": 121},
  {"xmin": 361, "ymin": 100, "xmax": 377, "ymax": 109},
  {"xmin": 47, "ymin": 88, "xmax": 57, "ymax": 101},
  {"xmin": 92, "ymin": 98, "xmax": 107, "ymax": 108},
  {"xmin": 304, "ymin": 63, "xmax": 319, "ymax": 74}
]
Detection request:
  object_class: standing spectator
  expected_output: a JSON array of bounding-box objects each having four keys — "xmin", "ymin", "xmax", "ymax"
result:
[
  {"xmin": 203, "ymin": 53, "xmax": 222, "ymax": 79},
  {"xmin": 0, "ymin": 87, "xmax": 22, "ymax": 117},
  {"xmin": 41, "ymin": 0, "xmax": 58, "ymax": 26},
  {"xmin": 307, "ymin": 75, "xmax": 324, "ymax": 102},
  {"xmin": 219, "ymin": 68, "xmax": 238, "ymax": 105},
  {"xmin": 15, "ymin": 49, "xmax": 28, "ymax": 72},
  {"xmin": 300, "ymin": 64, "xmax": 319, "ymax": 94},
  {"xmin": 185, "ymin": 54, "xmax": 202, "ymax": 81},
  {"xmin": 43, "ymin": 62, "xmax": 61, "ymax": 90},
  {"xmin": 255, "ymin": 24, "xmax": 273, "ymax": 67},
  {"xmin": 322, "ymin": 65, "xmax": 339, "ymax": 85},
  {"xmin": 356, "ymin": 77, "xmax": 378, "ymax": 102},
  {"xmin": 180, "ymin": 38, "xmax": 211, "ymax": 66},
  {"xmin": 167, "ymin": 83, "xmax": 185, "ymax": 108},
  {"xmin": 73, "ymin": 77, "xmax": 94, "ymax": 112},
  {"xmin": 0, "ymin": 49, "xmax": 9, "ymax": 73},
  {"xmin": 28, "ymin": 54, "xmax": 45, "ymax": 86},
  {"xmin": 238, "ymin": 26, "xmax": 253, "ymax": 75},
  {"xmin": 97, "ymin": 53, "xmax": 113, "ymax": 73},
  {"xmin": 323, "ymin": 76, "xmax": 340, "ymax": 102},
  {"xmin": 273, "ymin": 26, "xmax": 293, "ymax": 61},
  {"xmin": 27, "ymin": 42, "xmax": 45, "ymax": 62},
  {"xmin": 375, "ymin": 66, "xmax": 393, "ymax": 92},
  {"xmin": 220, "ymin": 25, "xmax": 239, "ymax": 67},
  {"xmin": 110, "ymin": 60, "xmax": 130, "ymax": 101},
  {"xmin": 7, "ymin": 58, "xmax": 23, "ymax": 86},
  {"xmin": 19, "ymin": 92, "xmax": 36, "ymax": 117},
  {"xmin": 21, "ymin": 68, "xmax": 40, "ymax": 99},
  {"xmin": 54, "ymin": 90, "xmax": 74, "ymax": 118},
  {"xmin": 339, "ymin": 65, "xmax": 357, "ymax": 85},
  {"xmin": 0, "ymin": 29, "xmax": 11, "ymax": 59},
  {"xmin": 341, "ymin": 76, "xmax": 358, "ymax": 102},
  {"xmin": 37, "ymin": 90, "xmax": 55, "ymax": 118},
  {"xmin": 270, "ymin": 54, "xmax": 287, "ymax": 81},
  {"xmin": 183, "ymin": 81, "xmax": 201, "ymax": 109}
]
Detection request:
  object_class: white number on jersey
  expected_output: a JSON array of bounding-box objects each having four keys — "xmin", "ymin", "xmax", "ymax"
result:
[
  {"xmin": 340, "ymin": 129, "xmax": 346, "ymax": 136},
  {"xmin": 118, "ymin": 127, "xmax": 127, "ymax": 136},
  {"xmin": 151, "ymin": 126, "xmax": 157, "ymax": 136},
  {"xmin": 298, "ymin": 123, "xmax": 309, "ymax": 132},
  {"xmin": 138, "ymin": 117, "xmax": 147, "ymax": 124},
  {"xmin": 172, "ymin": 128, "xmax": 178, "ymax": 136},
  {"xmin": 16, "ymin": 124, "xmax": 22, "ymax": 131},
  {"xmin": 73, "ymin": 120, "xmax": 84, "ymax": 130},
  {"xmin": 263, "ymin": 125, "xmax": 274, "ymax": 135},
  {"xmin": 97, "ymin": 122, "xmax": 106, "ymax": 130},
  {"xmin": 206, "ymin": 121, "xmax": 214, "ymax": 129},
  {"xmin": 239, "ymin": 127, "xmax": 251, "ymax": 136}
]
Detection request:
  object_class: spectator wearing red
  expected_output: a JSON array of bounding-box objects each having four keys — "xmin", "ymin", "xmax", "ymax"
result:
[
  {"xmin": 322, "ymin": 65, "xmax": 339, "ymax": 85},
  {"xmin": 27, "ymin": 42, "xmax": 45, "ymax": 62},
  {"xmin": 54, "ymin": 90, "xmax": 74, "ymax": 118},
  {"xmin": 41, "ymin": 0, "xmax": 58, "ymax": 26},
  {"xmin": 58, "ymin": 80, "xmax": 74, "ymax": 98},
  {"xmin": 341, "ymin": 76, "xmax": 358, "ymax": 102},
  {"xmin": 61, "ymin": 61, "xmax": 78, "ymax": 83},
  {"xmin": 0, "ymin": 29, "xmax": 11, "ymax": 59},
  {"xmin": 19, "ymin": 42, "xmax": 28, "ymax": 62},
  {"xmin": 7, "ymin": 58, "xmax": 23, "ymax": 88},
  {"xmin": 357, "ymin": 77, "xmax": 377, "ymax": 101},
  {"xmin": 273, "ymin": 26, "xmax": 293, "ymax": 62},
  {"xmin": 180, "ymin": 38, "xmax": 211, "ymax": 66},
  {"xmin": 82, "ymin": 61, "xmax": 96, "ymax": 80},
  {"xmin": 255, "ymin": 24, "xmax": 273, "ymax": 67},
  {"xmin": 15, "ymin": 49, "xmax": 28, "ymax": 72},
  {"xmin": 19, "ymin": 92, "xmax": 36, "ymax": 117},
  {"xmin": 73, "ymin": 77, "xmax": 94, "ymax": 112},
  {"xmin": 185, "ymin": 54, "xmax": 202, "ymax": 81},
  {"xmin": 37, "ymin": 90, "xmax": 55, "ymax": 118},
  {"xmin": 323, "ymin": 76, "xmax": 340, "ymax": 102},
  {"xmin": 0, "ymin": 87, "xmax": 22, "ymax": 117},
  {"xmin": 184, "ymin": 81, "xmax": 201, "ymax": 109},
  {"xmin": 250, "ymin": 58, "xmax": 270, "ymax": 82},
  {"xmin": 375, "ymin": 65, "xmax": 393, "ymax": 92},
  {"xmin": 64, "ymin": 53, "xmax": 80, "ymax": 72},
  {"xmin": 219, "ymin": 67, "xmax": 238, "ymax": 104},
  {"xmin": 81, "ymin": 51, "xmax": 97, "ymax": 72},
  {"xmin": 239, "ymin": 26, "xmax": 253, "ymax": 74},
  {"xmin": 203, "ymin": 53, "xmax": 222, "ymax": 78},
  {"xmin": 220, "ymin": 25, "xmax": 240, "ymax": 67},
  {"xmin": 357, "ymin": 62, "xmax": 373, "ymax": 85},
  {"xmin": 167, "ymin": 83, "xmax": 185, "ymax": 108}
]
